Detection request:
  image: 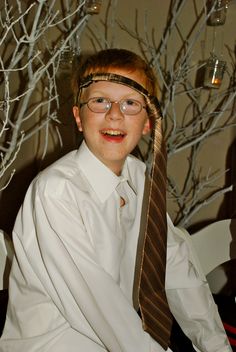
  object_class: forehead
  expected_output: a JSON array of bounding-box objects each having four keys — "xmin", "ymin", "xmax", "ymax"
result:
[{"xmin": 84, "ymin": 81, "xmax": 144, "ymax": 98}]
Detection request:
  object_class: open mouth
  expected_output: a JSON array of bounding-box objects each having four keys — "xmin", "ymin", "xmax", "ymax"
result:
[{"xmin": 100, "ymin": 129, "xmax": 126, "ymax": 138}]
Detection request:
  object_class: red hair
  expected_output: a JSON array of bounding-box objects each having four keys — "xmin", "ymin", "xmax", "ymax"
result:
[{"xmin": 72, "ymin": 48, "xmax": 158, "ymax": 103}]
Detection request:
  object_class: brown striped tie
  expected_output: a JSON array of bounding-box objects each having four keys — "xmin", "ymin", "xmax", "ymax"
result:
[{"xmin": 138, "ymin": 118, "xmax": 173, "ymax": 350}]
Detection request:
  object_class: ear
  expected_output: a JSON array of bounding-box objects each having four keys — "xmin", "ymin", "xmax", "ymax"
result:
[
  {"xmin": 73, "ymin": 106, "xmax": 83, "ymax": 132},
  {"xmin": 142, "ymin": 118, "xmax": 151, "ymax": 135}
]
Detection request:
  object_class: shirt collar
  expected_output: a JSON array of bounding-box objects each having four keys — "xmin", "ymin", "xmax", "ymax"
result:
[
  {"xmin": 120, "ymin": 162, "xmax": 137, "ymax": 195},
  {"xmin": 76, "ymin": 141, "xmax": 137, "ymax": 203}
]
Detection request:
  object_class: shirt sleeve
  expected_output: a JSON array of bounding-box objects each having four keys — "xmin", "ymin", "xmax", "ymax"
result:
[
  {"xmin": 165, "ymin": 214, "xmax": 233, "ymax": 352},
  {"xmin": 7, "ymin": 180, "xmax": 167, "ymax": 352}
]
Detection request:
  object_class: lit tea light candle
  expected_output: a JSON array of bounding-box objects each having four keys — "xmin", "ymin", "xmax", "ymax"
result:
[
  {"xmin": 84, "ymin": 0, "xmax": 102, "ymax": 14},
  {"xmin": 212, "ymin": 77, "xmax": 221, "ymax": 87},
  {"xmin": 204, "ymin": 57, "xmax": 226, "ymax": 88}
]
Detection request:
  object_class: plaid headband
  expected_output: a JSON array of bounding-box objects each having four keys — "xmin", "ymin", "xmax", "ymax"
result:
[{"xmin": 78, "ymin": 73, "xmax": 163, "ymax": 120}]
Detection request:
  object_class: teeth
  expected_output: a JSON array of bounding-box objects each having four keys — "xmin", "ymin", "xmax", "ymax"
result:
[{"xmin": 102, "ymin": 130, "xmax": 124, "ymax": 136}]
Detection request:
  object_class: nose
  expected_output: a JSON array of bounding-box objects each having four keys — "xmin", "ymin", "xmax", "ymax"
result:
[{"xmin": 105, "ymin": 101, "xmax": 124, "ymax": 120}]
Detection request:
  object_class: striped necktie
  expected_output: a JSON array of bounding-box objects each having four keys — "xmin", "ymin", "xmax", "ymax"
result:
[{"xmin": 138, "ymin": 118, "xmax": 173, "ymax": 350}]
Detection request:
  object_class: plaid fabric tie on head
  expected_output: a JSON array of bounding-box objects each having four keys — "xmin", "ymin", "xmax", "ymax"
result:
[
  {"xmin": 138, "ymin": 117, "xmax": 173, "ymax": 350},
  {"xmin": 79, "ymin": 72, "xmax": 173, "ymax": 349}
]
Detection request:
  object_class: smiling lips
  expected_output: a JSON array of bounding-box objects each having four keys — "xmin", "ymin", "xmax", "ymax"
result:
[{"xmin": 100, "ymin": 129, "xmax": 126, "ymax": 142}]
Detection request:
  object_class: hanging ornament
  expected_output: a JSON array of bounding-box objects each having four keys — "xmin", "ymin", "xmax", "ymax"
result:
[
  {"xmin": 207, "ymin": 0, "xmax": 230, "ymax": 26},
  {"xmin": 59, "ymin": 43, "xmax": 76, "ymax": 71},
  {"xmin": 84, "ymin": 0, "xmax": 102, "ymax": 15},
  {"xmin": 204, "ymin": 54, "xmax": 226, "ymax": 88}
]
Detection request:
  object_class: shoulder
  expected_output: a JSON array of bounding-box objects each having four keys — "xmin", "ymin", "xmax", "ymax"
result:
[{"xmin": 31, "ymin": 150, "xmax": 86, "ymax": 200}]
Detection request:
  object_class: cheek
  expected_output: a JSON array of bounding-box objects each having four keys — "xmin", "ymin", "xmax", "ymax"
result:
[
  {"xmin": 130, "ymin": 122, "xmax": 147, "ymax": 144},
  {"xmin": 79, "ymin": 113, "xmax": 98, "ymax": 135},
  {"xmin": 77, "ymin": 109, "xmax": 89, "ymax": 131}
]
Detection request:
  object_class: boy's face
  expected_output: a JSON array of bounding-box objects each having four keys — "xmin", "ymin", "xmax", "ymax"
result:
[{"xmin": 73, "ymin": 69, "xmax": 150, "ymax": 175}]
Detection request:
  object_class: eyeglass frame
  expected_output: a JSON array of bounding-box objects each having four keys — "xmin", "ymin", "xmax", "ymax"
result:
[{"xmin": 79, "ymin": 97, "xmax": 147, "ymax": 116}]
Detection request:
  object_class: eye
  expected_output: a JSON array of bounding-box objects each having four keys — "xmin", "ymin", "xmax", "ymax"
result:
[
  {"xmin": 125, "ymin": 99, "xmax": 136, "ymax": 106},
  {"xmin": 124, "ymin": 99, "xmax": 140, "ymax": 107},
  {"xmin": 90, "ymin": 97, "xmax": 107, "ymax": 104}
]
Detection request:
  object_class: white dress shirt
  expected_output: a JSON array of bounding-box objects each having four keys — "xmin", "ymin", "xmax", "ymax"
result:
[{"xmin": 0, "ymin": 141, "xmax": 232, "ymax": 352}]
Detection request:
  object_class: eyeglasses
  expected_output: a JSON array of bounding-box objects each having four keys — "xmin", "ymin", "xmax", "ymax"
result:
[{"xmin": 79, "ymin": 97, "xmax": 146, "ymax": 115}]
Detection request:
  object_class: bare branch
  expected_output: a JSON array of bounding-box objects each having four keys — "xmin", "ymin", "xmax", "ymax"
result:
[{"xmin": 0, "ymin": 0, "xmax": 88, "ymax": 189}]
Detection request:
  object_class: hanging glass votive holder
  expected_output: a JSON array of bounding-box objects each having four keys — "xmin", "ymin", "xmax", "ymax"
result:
[
  {"xmin": 204, "ymin": 57, "xmax": 226, "ymax": 88},
  {"xmin": 207, "ymin": 0, "xmax": 229, "ymax": 26},
  {"xmin": 84, "ymin": 0, "xmax": 102, "ymax": 14},
  {"xmin": 59, "ymin": 45, "xmax": 75, "ymax": 71}
]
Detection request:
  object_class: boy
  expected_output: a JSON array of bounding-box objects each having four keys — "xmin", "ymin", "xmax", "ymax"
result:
[{"xmin": 0, "ymin": 49, "xmax": 232, "ymax": 351}]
